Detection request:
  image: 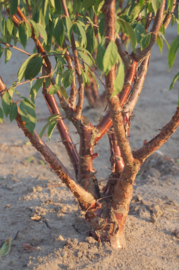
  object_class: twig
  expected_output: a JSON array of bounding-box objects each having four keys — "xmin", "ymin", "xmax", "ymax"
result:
[
  {"xmin": 61, "ymin": 0, "xmax": 84, "ymax": 119},
  {"xmin": 0, "ymin": 41, "xmax": 31, "ymax": 56},
  {"xmin": 48, "ymin": 53, "xmax": 106, "ymax": 87},
  {"xmin": 14, "ymin": 230, "xmax": 19, "ymax": 240}
]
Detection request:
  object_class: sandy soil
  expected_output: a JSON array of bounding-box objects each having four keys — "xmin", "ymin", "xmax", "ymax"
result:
[{"xmin": 0, "ymin": 25, "xmax": 179, "ymax": 270}]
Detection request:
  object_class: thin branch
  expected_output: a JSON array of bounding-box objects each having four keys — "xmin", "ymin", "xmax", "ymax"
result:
[
  {"xmin": 61, "ymin": 0, "xmax": 84, "ymax": 119},
  {"xmin": 116, "ymin": 34, "xmax": 131, "ymax": 70},
  {"xmin": 43, "ymin": 88, "xmax": 79, "ymax": 178},
  {"xmin": 132, "ymin": 0, "xmax": 166, "ymax": 62},
  {"xmin": 133, "ymin": 107, "xmax": 179, "ymax": 163},
  {"xmin": 63, "ymin": 48, "xmax": 77, "ymax": 109},
  {"xmin": 163, "ymin": 0, "xmax": 177, "ymax": 29},
  {"xmin": 48, "ymin": 53, "xmax": 106, "ymax": 87},
  {"xmin": 12, "ymin": 74, "xmax": 50, "ymax": 88},
  {"xmin": 123, "ymin": 54, "xmax": 150, "ymax": 116},
  {"xmin": 0, "ymin": 41, "xmax": 31, "ymax": 56}
]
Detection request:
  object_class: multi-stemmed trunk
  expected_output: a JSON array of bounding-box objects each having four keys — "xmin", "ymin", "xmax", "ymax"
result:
[{"xmin": 1, "ymin": 0, "xmax": 179, "ymax": 248}]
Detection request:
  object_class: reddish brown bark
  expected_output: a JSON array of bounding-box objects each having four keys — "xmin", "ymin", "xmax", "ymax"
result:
[
  {"xmin": 43, "ymin": 91, "xmax": 79, "ymax": 177},
  {"xmin": 61, "ymin": 0, "xmax": 84, "ymax": 119},
  {"xmin": 95, "ymin": 60, "xmax": 137, "ymax": 143},
  {"xmin": 7, "ymin": 7, "xmax": 81, "ymax": 177},
  {"xmin": 0, "ymin": 77, "xmax": 95, "ymax": 210},
  {"xmin": 132, "ymin": 0, "xmax": 166, "ymax": 62}
]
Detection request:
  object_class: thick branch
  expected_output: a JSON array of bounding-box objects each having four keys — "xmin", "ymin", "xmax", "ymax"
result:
[
  {"xmin": 6, "ymin": 9, "xmax": 79, "ymax": 178},
  {"xmin": 0, "ymin": 77, "xmax": 94, "ymax": 210},
  {"xmin": 95, "ymin": 60, "xmax": 137, "ymax": 143},
  {"xmin": 133, "ymin": 107, "xmax": 179, "ymax": 163}
]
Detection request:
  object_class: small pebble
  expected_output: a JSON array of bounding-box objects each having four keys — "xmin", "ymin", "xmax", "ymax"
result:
[
  {"xmin": 36, "ymin": 186, "xmax": 43, "ymax": 192},
  {"xmin": 85, "ymin": 236, "xmax": 97, "ymax": 244},
  {"xmin": 132, "ymin": 195, "xmax": 142, "ymax": 202},
  {"xmin": 174, "ymin": 229, "xmax": 179, "ymax": 239}
]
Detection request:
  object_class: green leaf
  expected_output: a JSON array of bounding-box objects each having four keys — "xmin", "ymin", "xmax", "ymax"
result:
[
  {"xmin": 135, "ymin": 23, "xmax": 146, "ymax": 44},
  {"xmin": 30, "ymin": 78, "xmax": 43, "ymax": 102},
  {"xmin": 168, "ymin": 36, "xmax": 179, "ymax": 70},
  {"xmin": 20, "ymin": 97, "xmax": 35, "ymax": 108},
  {"xmin": 130, "ymin": 3, "xmax": 141, "ymax": 20},
  {"xmin": 39, "ymin": 114, "xmax": 60, "ymax": 138},
  {"xmin": 18, "ymin": 54, "xmax": 39, "ymax": 82},
  {"xmin": 82, "ymin": 0, "xmax": 95, "ymax": 9},
  {"xmin": 6, "ymin": 18, "xmax": 14, "ymax": 35},
  {"xmin": 167, "ymin": 0, "xmax": 174, "ymax": 12},
  {"xmin": 37, "ymin": 23, "xmax": 47, "ymax": 44},
  {"xmin": 5, "ymin": 48, "xmax": 11, "ymax": 64},
  {"xmin": 0, "ymin": 238, "xmax": 12, "ymax": 257},
  {"xmin": 49, "ymin": 0, "xmax": 55, "ymax": 8},
  {"xmin": 39, "ymin": 122, "xmax": 49, "ymax": 138},
  {"xmin": 54, "ymin": 17, "xmax": 64, "ymax": 47},
  {"xmin": 0, "ymin": 44, "xmax": 3, "ymax": 58},
  {"xmin": 47, "ymin": 114, "xmax": 61, "ymax": 122},
  {"xmin": 29, "ymin": 19, "xmax": 39, "ymax": 42},
  {"xmin": 10, "ymin": 103, "xmax": 18, "ymax": 122},
  {"xmin": 76, "ymin": 22, "xmax": 86, "ymax": 47},
  {"xmin": 99, "ymin": 16, "xmax": 105, "ymax": 37},
  {"xmin": 96, "ymin": 43, "xmax": 105, "ymax": 71},
  {"xmin": 2, "ymin": 92, "xmax": 12, "ymax": 117},
  {"xmin": 111, "ymin": 62, "xmax": 125, "ymax": 97},
  {"xmin": 140, "ymin": 33, "xmax": 151, "ymax": 50},
  {"xmin": 19, "ymin": 101, "xmax": 37, "ymax": 134},
  {"xmin": 86, "ymin": 26, "xmax": 97, "ymax": 54},
  {"xmin": 0, "ymin": 107, "xmax": 3, "ymax": 124},
  {"xmin": 151, "ymin": 0, "xmax": 163, "ymax": 14},
  {"xmin": 94, "ymin": 0, "xmax": 105, "ymax": 13},
  {"xmin": 48, "ymin": 84, "xmax": 59, "ymax": 95},
  {"xmin": 48, "ymin": 120, "xmax": 58, "ymax": 141},
  {"xmin": 80, "ymin": 67, "xmax": 87, "ymax": 84},
  {"xmin": 60, "ymin": 86, "xmax": 69, "ymax": 99},
  {"xmin": 62, "ymin": 69, "xmax": 74, "ymax": 89},
  {"xmin": 26, "ymin": 22, "xmax": 32, "ymax": 39},
  {"xmin": 169, "ymin": 72, "xmax": 179, "ymax": 90},
  {"xmin": 88, "ymin": 69, "xmax": 99, "ymax": 90},
  {"xmin": 156, "ymin": 35, "xmax": 163, "ymax": 54},
  {"xmin": 118, "ymin": 18, "xmax": 137, "ymax": 51},
  {"xmin": 24, "ymin": 56, "xmax": 43, "ymax": 80},
  {"xmin": 19, "ymin": 22, "xmax": 27, "ymax": 48},
  {"xmin": 65, "ymin": 17, "xmax": 72, "ymax": 42},
  {"xmin": 10, "ymin": 0, "xmax": 18, "ymax": 15},
  {"xmin": 103, "ymin": 41, "xmax": 118, "ymax": 75},
  {"xmin": 140, "ymin": 0, "xmax": 145, "ymax": 7}
]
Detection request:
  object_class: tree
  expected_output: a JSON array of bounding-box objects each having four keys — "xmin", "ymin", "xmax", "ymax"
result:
[{"xmin": 0, "ymin": 0, "xmax": 179, "ymax": 249}]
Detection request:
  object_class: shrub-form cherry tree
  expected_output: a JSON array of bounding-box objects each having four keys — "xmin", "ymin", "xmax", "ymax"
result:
[{"xmin": 0, "ymin": 0, "xmax": 179, "ymax": 248}]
